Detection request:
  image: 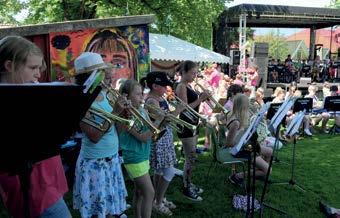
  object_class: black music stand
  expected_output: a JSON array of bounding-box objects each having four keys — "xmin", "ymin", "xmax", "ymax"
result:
[
  {"xmin": 0, "ymin": 83, "xmax": 100, "ymax": 218},
  {"xmin": 272, "ymin": 111, "xmax": 306, "ymax": 192},
  {"xmin": 292, "ymin": 98, "xmax": 313, "ymax": 137},
  {"xmin": 323, "ymin": 96, "xmax": 340, "ymax": 135},
  {"xmin": 230, "ymin": 102, "xmax": 270, "ymax": 217},
  {"xmin": 266, "ymin": 103, "xmax": 285, "ymax": 163},
  {"xmin": 260, "ymin": 99, "xmax": 297, "ymax": 218},
  {"xmin": 292, "ymin": 98, "xmax": 313, "ymax": 114},
  {"xmin": 266, "ymin": 103, "xmax": 282, "ymax": 121}
]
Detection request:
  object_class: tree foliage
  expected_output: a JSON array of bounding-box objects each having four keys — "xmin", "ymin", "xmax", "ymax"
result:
[
  {"xmin": 17, "ymin": 0, "xmax": 228, "ymax": 49},
  {"xmin": 330, "ymin": 0, "xmax": 340, "ymax": 8},
  {"xmin": 0, "ymin": 0, "xmax": 25, "ymax": 24},
  {"xmin": 252, "ymin": 30, "xmax": 289, "ymax": 60}
]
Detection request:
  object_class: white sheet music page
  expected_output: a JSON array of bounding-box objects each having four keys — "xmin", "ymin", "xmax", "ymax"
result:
[{"xmin": 230, "ymin": 102, "xmax": 270, "ymax": 156}]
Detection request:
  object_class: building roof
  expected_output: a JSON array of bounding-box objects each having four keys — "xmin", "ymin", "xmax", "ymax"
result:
[
  {"xmin": 150, "ymin": 33, "xmax": 230, "ymax": 64},
  {"xmin": 286, "ymin": 28, "xmax": 340, "ymax": 53},
  {"xmin": 220, "ymin": 4, "xmax": 340, "ymax": 29},
  {"xmin": 286, "ymin": 40, "xmax": 308, "ymax": 59},
  {"xmin": 0, "ymin": 15, "xmax": 154, "ymax": 38}
]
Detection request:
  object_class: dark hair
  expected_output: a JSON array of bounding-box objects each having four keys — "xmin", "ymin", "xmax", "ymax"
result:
[
  {"xmin": 179, "ymin": 60, "xmax": 197, "ymax": 75},
  {"xmin": 227, "ymin": 84, "xmax": 243, "ymax": 100},
  {"xmin": 330, "ymin": 85, "xmax": 338, "ymax": 92}
]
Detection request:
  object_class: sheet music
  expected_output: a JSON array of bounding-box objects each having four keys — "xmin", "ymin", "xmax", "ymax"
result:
[
  {"xmin": 268, "ymin": 98, "xmax": 295, "ymax": 135},
  {"xmin": 285, "ymin": 111, "xmax": 305, "ymax": 137},
  {"xmin": 230, "ymin": 102, "xmax": 270, "ymax": 156}
]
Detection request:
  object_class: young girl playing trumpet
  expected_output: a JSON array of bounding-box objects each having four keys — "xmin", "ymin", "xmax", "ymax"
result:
[{"xmin": 141, "ymin": 71, "xmax": 184, "ymax": 216}]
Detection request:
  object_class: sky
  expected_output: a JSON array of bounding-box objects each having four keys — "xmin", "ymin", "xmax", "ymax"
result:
[{"xmin": 226, "ymin": 0, "xmax": 333, "ymax": 36}]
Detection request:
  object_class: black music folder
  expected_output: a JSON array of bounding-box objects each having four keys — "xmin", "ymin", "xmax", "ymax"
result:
[
  {"xmin": 324, "ymin": 96, "xmax": 340, "ymax": 112},
  {"xmin": 0, "ymin": 82, "xmax": 100, "ymax": 173},
  {"xmin": 293, "ymin": 98, "xmax": 313, "ymax": 113}
]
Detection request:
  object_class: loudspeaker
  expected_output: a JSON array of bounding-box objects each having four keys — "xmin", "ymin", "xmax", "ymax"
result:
[
  {"xmin": 252, "ymin": 43, "xmax": 268, "ymax": 57},
  {"xmin": 230, "ymin": 50, "xmax": 240, "ymax": 65}
]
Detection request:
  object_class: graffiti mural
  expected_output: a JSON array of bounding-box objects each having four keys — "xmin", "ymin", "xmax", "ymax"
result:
[{"xmin": 49, "ymin": 25, "xmax": 150, "ymax": 87}]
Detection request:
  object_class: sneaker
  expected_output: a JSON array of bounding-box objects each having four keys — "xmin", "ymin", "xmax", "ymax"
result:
[
  {"xmin": 304, "ymin": 128, "xmax": 313, "ymax": 136},
  {"xmin": 163, "ymin": 198, "xmax": 176, "ymax": 209},
  {"xmin": 190, "ymin": 183, "xmax": 204, "ymax": 194},
  {"xmin": 228, "ymin": 174, "xmax": 244, "ymax": 187},
  {"xmin": 320, "ymin": 129, "xmax": 329, "ymax": 134},
  {"xmin": 182, "ymin": 186, "xmax": 203, "ymax": 201},
  {"xmin": 153, "ymin": 203, "xmax": 173, "ymax": 216}
]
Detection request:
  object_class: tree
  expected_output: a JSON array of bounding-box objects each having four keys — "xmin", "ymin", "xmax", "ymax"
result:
[
  {"xmin": 252, "ymin": 30, "xmax": 289, "ymax": 60},
  {"xmin": 330, "ymin": 0, "xmax": 340, "ymax": 8},
  {"xmin": 18, "ymin": 0, "xmax": 228, "ymax": 49},
  {"xmin": 0, "ymin": 0, "xmax": 26, "ymax": 24}
]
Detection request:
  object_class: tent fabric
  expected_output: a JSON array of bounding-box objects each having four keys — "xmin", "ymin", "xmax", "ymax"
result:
[{"xmin": 149, "ymin": 33, "xmax": 230, "ymax": 64}]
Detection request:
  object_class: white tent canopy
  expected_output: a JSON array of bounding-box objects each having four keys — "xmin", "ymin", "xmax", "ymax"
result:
[{"xmin": 150, "ymin": 33, "xmax": 230, "ymax": 64}]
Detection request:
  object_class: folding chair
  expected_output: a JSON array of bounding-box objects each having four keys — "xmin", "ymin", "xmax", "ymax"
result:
[{"xmin": 206, "ymin": 125, "xmax": 248, "ymax": 186}]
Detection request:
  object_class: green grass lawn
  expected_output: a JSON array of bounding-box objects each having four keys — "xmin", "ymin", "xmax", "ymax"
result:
[{"xmin": 1, "ymin": 132, "xmax": 339, "ymax": 218}]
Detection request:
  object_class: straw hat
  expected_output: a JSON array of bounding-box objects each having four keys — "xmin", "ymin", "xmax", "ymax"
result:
[{"xmin": 74, "ymin": 52, "xmax": 112, "ymax": 75}]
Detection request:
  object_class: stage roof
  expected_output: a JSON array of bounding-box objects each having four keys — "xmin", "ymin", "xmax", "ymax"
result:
[
  {"xmin": 150, "ymin": 33, "xmax": 230, "ymax": 64},
  {"xmin": 221, "ymin": 4, "xmax": 340, "ymax": 29}
]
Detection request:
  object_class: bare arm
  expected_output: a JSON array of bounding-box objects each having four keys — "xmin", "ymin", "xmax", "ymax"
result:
[
  {"xmin": 80, "ymin": 112, "xmax": 109, "ymax": 143},
  {"xmin": 224, "ymin": 120, "xmax": 240, "ymax": 148}
]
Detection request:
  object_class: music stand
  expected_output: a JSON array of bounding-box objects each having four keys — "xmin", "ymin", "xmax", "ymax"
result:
[
  {"xmin": 272, "ymin": 111, "xmax": 306, "ymax": 192},
  {"xmin": 230, "ymin": 102, "xmax": 270, "ymax": 217},
  {"xmin": 266, "ymin": 103, "xmax": 282, "ymax": 121},
  {"xmin": 0, "ymin": 82, "xmax": 100, "ymax": 218},
  {"xmin": 293, "ymin": 98, "xmax": 313, "ymax": 114},
  {"xmin": 323, "ymin": 96, "xmax": 340, "ymax": 135},
  {"xmin": 268, "ymin": 99, "xmax": 294, "ymax": 164},
  {"xmin": 292, "ymin": 97, "xmax": 313, "ymax": 137},
  {"xmin": 259, "ymin": 99, "xmax": 297, "ymax": 217}
]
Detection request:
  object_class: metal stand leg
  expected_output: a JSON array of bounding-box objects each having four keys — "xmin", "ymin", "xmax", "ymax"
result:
[
  {"xmin": 272, "ymin": 136, "xmax": 305, "ymax": 192},
  {"xmin": 259, "ymin": 131, "xmax": 288, "ymax": 217}
]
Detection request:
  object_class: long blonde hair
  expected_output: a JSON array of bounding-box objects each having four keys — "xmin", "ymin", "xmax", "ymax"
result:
[
  {"xmin": 231, "ymin": 93, "xmax": 249, "ymax": 128},
  {"xmin": 0, "ymin": 36, "xmax": 45, "ymax": 83}
]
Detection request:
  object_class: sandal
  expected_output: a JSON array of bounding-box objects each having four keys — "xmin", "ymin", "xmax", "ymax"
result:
[
  {"xmin": 153, "ymin": 203, "xmax": 173, "ymax": 216},
  {"xmin": 163, "ymin": 198, "xmax": 176, "ymax": 209}
]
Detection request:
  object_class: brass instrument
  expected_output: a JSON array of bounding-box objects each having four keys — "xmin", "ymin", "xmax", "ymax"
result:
[
  {"xmin": 169, "ymin": 95, "xmax": 208, "ymax": 123},
  {"xmin": 194, "ymin": 82, "xmax": 229, "ymax": 115},
  {"xmin": 144, "ymin": 103, "xmax": 197, "ymax": 133},
  {"xmin": 82, "ymin": 107, "xmax": 135, "ymax": 132},
  {"xmin": 101, "ymin": 82, "xmax": 162, "ymax": 136}
]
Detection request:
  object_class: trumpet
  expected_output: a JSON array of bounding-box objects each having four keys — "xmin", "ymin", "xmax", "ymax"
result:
[
  {"xmin": 194, "ymin": 82, "xmax": 229, "ymax": 115},
  {"xmin": 101, "ymin": 82, "xmax": 162, "ymax": 136},
  {"xmin": 82, "ymin": 107, "xmax": 135, "ymax": 132},
  {"xmin": 144, "ymin": 103, "xmax": 197, "ymax": 133},
  {"xmin": 169, "ymin": 95, "xmax": 208, "ymax": 124}
]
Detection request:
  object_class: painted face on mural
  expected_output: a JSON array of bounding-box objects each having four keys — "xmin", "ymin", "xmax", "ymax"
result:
[{"xmin": 99, "ymin": 49, "xmax": 131, "ymax": 87}]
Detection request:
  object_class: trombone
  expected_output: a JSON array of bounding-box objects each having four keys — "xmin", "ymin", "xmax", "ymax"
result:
[
  {"xmin": 144, "ymin": 103, "xmax": 197, "ymax": 133},
  {"xmin": 194, "ymin": 82, "xmax": 229, "ymax": 115},
  {"xmin": 82, "ymin": 107, "xmax": 135, "ymax": 132},
  {"xmin": 168, "ymin": 95, "xmax": 209, "ymax": 124},
  {"xmin": 101, "ymin": 82, "xmax": 162, "ymax": 136}
]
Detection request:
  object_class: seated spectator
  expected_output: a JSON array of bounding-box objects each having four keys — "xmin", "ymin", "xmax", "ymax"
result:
[{"xmin": 305, "ymin": 85, "xmax": 330, "ymax": 133}]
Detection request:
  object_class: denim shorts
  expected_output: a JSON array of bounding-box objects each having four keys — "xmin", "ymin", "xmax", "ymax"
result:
[{"xmin": 40, "ymin": 198, "xmax": 71, "ymax": 218}]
